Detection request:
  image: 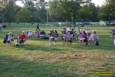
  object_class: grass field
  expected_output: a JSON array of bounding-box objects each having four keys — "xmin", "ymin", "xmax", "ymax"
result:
[{"xmin": 0, "ymin": 24, "xmax": 115, "ymax": 77}]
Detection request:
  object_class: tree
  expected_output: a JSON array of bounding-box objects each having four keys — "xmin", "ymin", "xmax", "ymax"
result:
[
  {"xmin": 0, "ymin": 0, "xmax": 10, "ymax": 22},
  {"xmin": 18, "ymin": 0, "xmax": 48, "ymax": 23},
  {"xmin": 48, "ymin": 0, "xmax": 92, "ymax": 21},
  {"xmin": 79, "ymin": 3, "xmax": 99, "ymax": 21},
  {"xmin": 36, "ymin": 0, "xmax": 48, "ymax": 23},
  {"xmin": 99, "ymin": 0, "xmax": 115, "ymax": 21},
  {"xmin": 0, "ymin": 0, "xmax": 20, "ymax": 22},
  {"xmin": 49, "ymin": 0, "xmax": 81, "ymax": 21},
  {"xmin": 16, "ymin": 7, "xmax": 31, "ymax": 22}
]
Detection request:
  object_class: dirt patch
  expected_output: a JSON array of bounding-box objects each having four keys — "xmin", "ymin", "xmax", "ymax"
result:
[{"xmin": 12, "ymin": 52, "xmax": 115, "ymax": 63}]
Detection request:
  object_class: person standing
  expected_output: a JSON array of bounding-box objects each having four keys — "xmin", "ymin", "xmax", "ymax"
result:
[
  {"xmin": 36, "ymin": 24, "xmax": 40, "ymax": 31},
  {"xmin": 49, "ymin": 30, "xmax": 55, "ymax": 46},
  {"xmin": 82, "ymin": 31, "xmax": 88, "ymax": 45},
  {"xmin": 112, "ymin": 33, "xmax": 115, "ymax": 45},
  {"xmin": 112, "ymin": 29, "xmax": 115, "ymax": 45},
  {"xmin": 88, "ymin": 31, "xmax": 99, "ymax": 46}
]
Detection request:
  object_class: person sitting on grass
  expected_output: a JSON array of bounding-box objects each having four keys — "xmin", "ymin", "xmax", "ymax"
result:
[
  {"xmin": 3, "ymin": 32, "xmax": 14, "ymax": 45},
  {"xmin": 39, "ymin": 30, "xmax": 46, "ymax": 39},
  {"xmin": 18, "ymin": 31, "xmax": 28, "ymax": 46},
  {"xmin": 3, "ymin": 33, "xmax": 9, "ymax": 44},
  {"xmin": 34, "ymin": 31, "xmax": 39, "ymax": 38},
  {"xmin": 27, "ymin": 31, "xmax": 33, "ymax": 38},
  {"xmin": 88, "ymin": 31, "xmax": 99, "ymax": 46}
]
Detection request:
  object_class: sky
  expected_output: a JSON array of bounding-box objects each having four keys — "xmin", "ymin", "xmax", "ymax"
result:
[
  {"xmin": 16, "ymin": 0, "xmax": 106, "ymax": 7},
  {"xmin": 91, "ymin": 0, "xmax": 106, "ymax": 6}
]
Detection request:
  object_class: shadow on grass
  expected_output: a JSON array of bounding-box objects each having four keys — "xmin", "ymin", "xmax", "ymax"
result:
[
  {"xmin": 71, "ymin": 35, "xmax": 115, "ymax": 51},
  {"xmin": 0, "ymin": 55, "xmax": 78, "ymax": 77},
  {"xmin": 22, "ymin": 44, "xmax": 67, "ymax": 52}
]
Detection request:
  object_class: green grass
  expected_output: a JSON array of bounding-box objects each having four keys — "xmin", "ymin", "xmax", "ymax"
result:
[{"xmin": 0, "ymin": 24, "xmax": 115, "ymax": 77}]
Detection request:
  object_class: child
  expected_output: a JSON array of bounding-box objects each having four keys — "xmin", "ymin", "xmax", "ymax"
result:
[
  {"xmin": 83, "ymin": 31, "xmax": 88, "ymax": 45},
  {"xmin": 49, "ymin": 30, "xmax": 56, "ymax": 46},
  {"xmin": 16, "ymin": 37, "xmax": 20, "ymax": 47},
  {"xmin": 27, "ymin": 31, "xmax": 33, "ymax": 38},
  {"xmin": 3, "ymin": 32, "xmax": 14, "ymax": 45},
  {"xmin": 112, "ymin": 33, "xmax": 115, "ymax": 45},
  {"xmin": 3, "ymin": 33, "xmax": 9, "ymax": 44},
  {"xmin": 18, "ymin": 31, "xmax": 28, "ymax": 46},
  {"xmin": 54, "ymin": 30, "xmax": 59, "ymax": 42},
  {"xmin": 66, "ymin": 31, "xmax": 73, "ymax": 43},
  {"xmin": 61, "ymin": 28, "xmax": 66, "ymax": 41},
  {"xmin": 88, "ymin": 31, "xmax": 99, "ymax": 46},
  {"xmin": 39, "ymin": 30, "xmax": 46, "ymax": 39},
  {"xmin": 112, "ymin": 29, "xmax": 115, "ymax": 45},
  {"xmin": 78, "ymin": 32, "xmax": 85, "ymax": 45}
]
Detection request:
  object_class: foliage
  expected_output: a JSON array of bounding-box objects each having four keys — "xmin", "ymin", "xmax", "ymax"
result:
[
  {"xmin": 79, "ymin": 3, "xmax": 99, "ymax": 21},
  {"xmin": 49, "ymin": 0, "xmax": 95, "ymax": 21},
  {"xmin": 99, "ymin": 0, "xmax": 115, "ymax": 20},
  {"xmin": 1, "ymin": 0, "xmax": 115, "ymax": 22}
]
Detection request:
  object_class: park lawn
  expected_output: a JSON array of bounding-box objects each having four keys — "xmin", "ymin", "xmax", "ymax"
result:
[{"xmin": 0, "ymin": 25, "xmax": 115, "ymax": 77}]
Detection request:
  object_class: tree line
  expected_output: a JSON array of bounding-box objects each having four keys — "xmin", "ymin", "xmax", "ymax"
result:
[{"xmin": 0, "ymin": 0, "xmax": 115, "ymax": 23}]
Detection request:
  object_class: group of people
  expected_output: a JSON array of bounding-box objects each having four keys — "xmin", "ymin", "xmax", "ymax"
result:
[
  {"xmin": 3, "ymin": 31, "xmax": 28, "ymax": 46},
  {"xmin": 78, "ymin": 30, "xmax": 99, "ymax": 46},
  {"xmin": 3, "ymin": 27, "xmax": 100, "ymax": 47},
  {"xmin": 61, "ymin": 28, "xmax": 99, "ymax": 46},
  {"xmin": 61, "ymin": 28, "xmax": 76, "ymax": 43},
  {"xmin": 35, "ymin": 30, "xmax": 47, "ymax": 39}
]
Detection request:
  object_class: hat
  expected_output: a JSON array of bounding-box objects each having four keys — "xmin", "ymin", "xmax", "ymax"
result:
[
  {"xmin": 8, "ymin": 32, "xmax": 12, "ymax": 35},
  {"xmin": 22, "ymin": 31, "xmax": 25, "ymax": 33},
  {"xmin": 66, "ymin": 28, "xmax": 71, "ymax": 31}
]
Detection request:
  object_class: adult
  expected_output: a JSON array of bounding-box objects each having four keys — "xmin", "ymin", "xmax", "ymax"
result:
[{"xmin": 36, "ymin": 24, "xmax": 40, "ymax": 31}]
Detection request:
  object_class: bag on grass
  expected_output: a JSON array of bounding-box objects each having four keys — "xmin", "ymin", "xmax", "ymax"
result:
[
  {"xmin": 95, "ymin": 40, "xmax": 99, "ymax": 46},
  {"xmin": 3, "ymin": 39, "xmax": 7, "ymax": 43}
]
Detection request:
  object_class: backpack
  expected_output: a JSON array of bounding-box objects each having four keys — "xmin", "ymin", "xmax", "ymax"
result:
[
  {"xmin": 3, "ymin": 35, "xmax": 8, "ymax": 43},
  {"xmin": 95, "ymin": 40, "xmax": 99, "ymax": 46}
]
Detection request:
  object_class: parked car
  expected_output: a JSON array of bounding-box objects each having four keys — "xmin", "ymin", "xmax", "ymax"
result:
[{"xmin": 110, "ymin": 20, "xmax": 115, "ymax": 25}]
